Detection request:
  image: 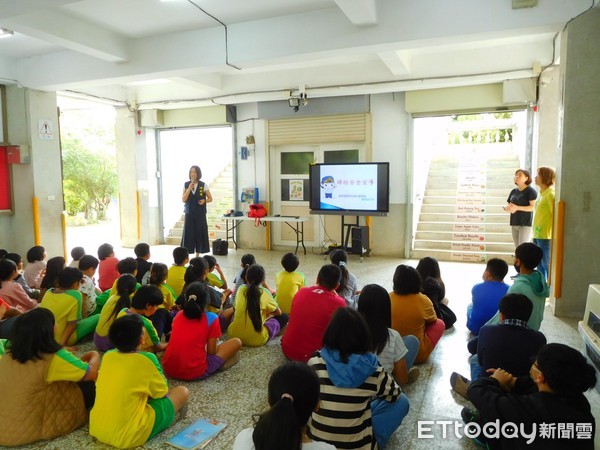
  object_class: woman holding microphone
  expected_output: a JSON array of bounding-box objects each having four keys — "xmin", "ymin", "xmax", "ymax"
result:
[{"xmin": 181, "ymin": 165, "xmax": 212, "ymax": 256}]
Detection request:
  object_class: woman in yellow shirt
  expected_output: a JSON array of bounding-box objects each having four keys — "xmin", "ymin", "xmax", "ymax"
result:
[{"xmin": 532, "ymin": 166, "xmax": 556, "ymax": 281}]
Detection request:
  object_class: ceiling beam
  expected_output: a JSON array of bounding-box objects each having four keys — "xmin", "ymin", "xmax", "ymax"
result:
[
  {"xmin": 378, "ymin": 50, "xmax": 412, "ymax": 76},
  {"xmin": 171, "ymin": 74, "xmax": 223, "ymax": 94},
  {"xmin": 334, "ymin": 0, "xmax": 378, "ymax": 26},
  {"xmin": 3, "ymin": 9, "xmax": 129, "ymax": 62}
]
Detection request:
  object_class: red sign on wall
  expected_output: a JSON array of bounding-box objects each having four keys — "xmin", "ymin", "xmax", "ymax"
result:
[{"xmin": 0, "ymin": 146, "xmax": 12, "ymax": 210}]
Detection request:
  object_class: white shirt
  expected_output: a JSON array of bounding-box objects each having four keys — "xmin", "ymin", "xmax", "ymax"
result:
[
  {"xmin": 376, "ymin": 328, "xmax": 409, "ymax": 374},
  {"xmin": 233, "ymin": 428, "xmax": 336, "ymax": 450}
]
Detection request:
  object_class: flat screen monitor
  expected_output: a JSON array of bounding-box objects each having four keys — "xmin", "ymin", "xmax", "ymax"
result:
[{"xmin": 308, "ymin": 162, "xmax": 389, "ymax": 216}]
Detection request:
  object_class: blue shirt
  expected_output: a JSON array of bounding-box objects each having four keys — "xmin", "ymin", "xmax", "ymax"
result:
[{"xmin": 467, "ymin": 281, "xmax": 509, "ymax": 335}]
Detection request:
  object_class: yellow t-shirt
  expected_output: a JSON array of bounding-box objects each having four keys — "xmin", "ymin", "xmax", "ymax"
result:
[
  {"xmin": 533, "ymin": 187, "xmax": 555, "ymax": 240},
  {"xmin": 275, "ymin": 270, "xmax": 306, "ymax": 314},
  {"xmin": 116, "ymin": 309, "xmax": 161, "ymax": 352},
  {"xmin": 157, "ymin": 283, "xmax": 176, "ymax": 310},
  {"xmin": 90, "ymin": 350, "xmax": 169, "ymax": 448},
  {"xmin": 166, "ymin": 265, "xmax": 186, "ymax": 297},
  {"xmin": 227, "ymin": 286, "xmax": 278, "ymax": 347},
  {"xmin": 95, "ymin": 293, "xmax": 133, "ymax": 338},
  {"xmin": 40, "ymin": 289, "xmax": 82, "ymax": 346},
  {"xmin": 47, "ymin": 348, "xmax": 89, "ymax": 382},
  {"xmin": 206, "ymin": 272, "xmax": 224, "ymax": 288},
  {"xmin": 109, "ymin": 278, "xmax": 141, "ymax": 297}
]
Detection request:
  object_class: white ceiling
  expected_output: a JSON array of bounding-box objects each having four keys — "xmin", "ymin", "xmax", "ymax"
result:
[{"xmin": 0, "ymin": 0, "xmax": 595, "ymax": 109}]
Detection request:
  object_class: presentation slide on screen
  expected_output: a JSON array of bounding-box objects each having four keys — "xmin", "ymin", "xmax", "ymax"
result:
[{"xmin": 319, "ymin": 165, "xmax": 378, "ymax": 210}]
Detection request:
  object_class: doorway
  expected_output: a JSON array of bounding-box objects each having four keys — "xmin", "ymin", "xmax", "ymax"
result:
[{"xmin": 158, "ymin": 126, "xmax": 233, "ymax": 244}]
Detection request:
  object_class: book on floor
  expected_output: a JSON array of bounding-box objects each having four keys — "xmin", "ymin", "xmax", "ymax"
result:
[{"xmin": 167, "ymin": 418, "xmax": 227, "ymax": 450}]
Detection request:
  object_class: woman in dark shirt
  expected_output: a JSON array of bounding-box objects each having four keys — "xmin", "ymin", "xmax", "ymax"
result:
[
  {"xmin": 504, "ymin": 169, "xmax": 537, "ymax": 248},
  {"xmin": 181, "ymin": 165, "xmax": 212, "ymax": 257}
]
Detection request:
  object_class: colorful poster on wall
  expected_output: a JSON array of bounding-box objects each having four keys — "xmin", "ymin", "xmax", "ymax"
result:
[{"xmin": 289, "ymin": 179, "xmax": 304, "ymax": 201}]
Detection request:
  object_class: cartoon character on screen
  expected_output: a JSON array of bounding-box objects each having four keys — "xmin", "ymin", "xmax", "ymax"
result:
[{"xmin": 321, "ymin": 176, "xmax": 336, "ymax": 199}]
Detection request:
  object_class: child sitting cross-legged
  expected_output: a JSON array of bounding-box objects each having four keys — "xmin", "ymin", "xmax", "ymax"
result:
[
  {"xmin": 166, "ymin": 246, "xmax": 189, "ymax": 298},
  {"xmin": 227, "ymin": 265, "xmax": 288, "ymax": 347},
  {"xmin": 117, "ymin": 285, "xmax": 167, "ymax": 353},
  {"xmin": 163, "ymin": 281, "xmax": 241, "ymax": 380},
  {"xmin": 0, "ymin": 308, "xmax": 99, "ymax": 447},
  {"xmin": 233, "ymin": 361, "xmax": 335, "ymax": 450},
  {"xmin": 90, "ymin": 314, "xmax": 189, "ymax": 449},
  {"xmin": 308, "ymin": 307, "xmax": 409, "ymax": 449}
]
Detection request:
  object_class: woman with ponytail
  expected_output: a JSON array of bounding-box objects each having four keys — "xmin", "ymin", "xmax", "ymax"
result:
[
  {"xmin": 233, "ymin": 362, "xmax": 335, "ymax": 450},
  {"xmin": 227, "ymin": 265, "xmax": 288, "ymax": 347},
  {"xmin": 329, "ymin": 249, "xmax": 360, "ymax": 308},
  {"xmin": 94, "ymin": 274, "xmax": 137, "ymax": 351},
  {"xmin": 163, "ymin": 282, "xmax": 241, "ymax": 380}
]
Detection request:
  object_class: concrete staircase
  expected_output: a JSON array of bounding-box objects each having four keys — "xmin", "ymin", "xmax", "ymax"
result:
[
  {"xmin": 165, "ymin": 164, "xmax": 233, "ymax": 245},
  {"xmin": 411, "ymin": 154, "xmax": 519, "ymax": 263}
]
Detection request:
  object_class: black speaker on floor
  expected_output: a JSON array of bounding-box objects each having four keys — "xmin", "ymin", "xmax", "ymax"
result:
[
  {"xmin": 351, "ymin": 226, "xmax": 370, "ymax": 256},
  {"xmin": 212, "ymin": 239, "xmax": 228, "ymax": 255}
]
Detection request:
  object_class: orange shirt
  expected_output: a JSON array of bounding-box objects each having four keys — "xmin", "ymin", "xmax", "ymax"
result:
[{"xmin": 389, "ymin": 291, "xmax": 438, "ymax": 363}]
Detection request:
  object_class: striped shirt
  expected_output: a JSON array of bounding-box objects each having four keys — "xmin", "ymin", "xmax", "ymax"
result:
[{"xmin": 307, "ymin": 351, "xmax": 401, "ymax": 449}]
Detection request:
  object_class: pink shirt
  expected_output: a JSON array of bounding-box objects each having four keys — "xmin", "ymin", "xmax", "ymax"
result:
[
  {"xmin": 0, "ymin": 281, "xmax": 39, "ymax": 312},
  {"xmin": 23, "ymin": 260, "xmax": 46, "ymax": 289}
]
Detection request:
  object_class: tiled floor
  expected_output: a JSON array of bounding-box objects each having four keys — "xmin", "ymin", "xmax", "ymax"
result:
[{"xmin": 7, "ymin": 245, "xmax": 599, "ymax": 449}]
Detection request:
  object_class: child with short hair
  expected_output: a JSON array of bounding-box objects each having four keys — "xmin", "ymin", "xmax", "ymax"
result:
[
  {"xmin": 275, "ymin": 252, "xmax": 306, "ymax": 314},
  {"xmin": 329, "ymin": 249, "xmax": 360, "ymax": 308},
  {"xmin": 147, "ymin": 262, "xmax": 176, "ymax": 339},
  {"xmin": 204, "ymin": 255, "xmax": 228, "ymax": 290},
  {"xmin": 467, "ymin": 258, "xmax": 509, "ymax": 335},
  {"xmin": 308, "ymin": 308, "xmax": 409, "ymax": 449},
  {"xmin": 78, "ymin": 254, "xmax": 101, "ymax": 317},
  {"xmin": 163, "ymin": 282, "xmax": 241, "ymax": 380},
  {"xmin": 485, "ymin": 242, "xmax": 549, "ymax": 330},
  {"xmin": 23, "ymin": 245, "xmax": 46, "ymax": 289},
  {"xmin": 40, "ymin": 267, "xmax": 100, "ymax": 346},
  {"xmin": 117, "ymin": 285, "xmax": 167, "ymax": 353},
  {"xmin": 233, "ymin": 362, "xmax": 335, "ymax": 450},
  {"xmin": 416, "ymin": 256, "xmax": 457, "ymax": 329},
  {"xmin": 90, "ymin": 314, "xmax": 189, "ymax": 448},
  {"xmin": 227, "ymin": 265, "xmax": 288, "ymax": 347},
  {"xmin": 69, "ymin": 246, "xmax": 86, "ymax": 268},
  {"xmin": 134, "ymin": 243, "xmax": 152, "ymax": 285},
  {"xmin": 0, "ymin": 308, "xmax": 99, "ymax": 447},
  {"xmin": 0, "ymin": 258, "xmax": 39, "ymax": 312},
  {"xmin": 166, "ymin": 246, "xmax": 189, "ymax": 297},
  {"xmin": 94, "ymin": 274, "xmax": 137, "ymax": 351},
  {"xmin": 97, "ymin": 243, "xmax": 119, "ymax": 292},
  {"xmin": 3, "ymin": 252, "xmax": 40, "ymax": 299},
  {"xmin": 232, "ymin": 254, "xmax": 274, "ymax": 302}
]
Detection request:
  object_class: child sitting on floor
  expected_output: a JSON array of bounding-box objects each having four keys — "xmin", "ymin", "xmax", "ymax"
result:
[
  {"xmin": 146, "ymin": 262, "xmax": 176, "ymax": 340},
  {"xmin": 97, "ymin": 243, "xmax": 119, "ymax": 292},
  {"xmin": 466, "ymin": 258, "xmax": 509, "ymax": 335},
  {"xmin": 117, "ymin": 285, "xmax": 167, "ymax": 353},
  {"xmin": 94, "ymin": 274, "xmax": 137, "ymax": 351},
  {"xmin": 40, "ymin": 267, "xmax": 99, "ymax": 346},
  {"xmin": 23, "ymin": 245, "xmax": 46, "ymax": 290},
  {"xmin": 275, "ymin": 252, "xmax": 306, "ymax": 314},
  {"xmin": 3, "ymin": 252, "xmax": 40, "ymax": 300},
  {"xmin": 69, "ymin": 246, "xmax": 85, "ymax": 268},
  {"xmin": 308, "ymin": 307, "xmax": 409, "ymax": 449},
  {"xmin": 78, "ymin": 255, "xmax": 101, "ymax": 317},
  {"xmin": 109, "ymin": 257, "xmax": 139, "ymax": 296},
  {"xmin": 166, "ymin": 246, "xmax": 189, "ymax": 297},
  {"xmin": 227, "ymin": 265, "xmax": 288, "ymax": 347},
  {"xmin": 39, "ymin": 256, "xmax": 66, "ymax": 300},
  {"xmin": 204, "ymin": 254, "xmax": 229, "ymax": 290},
  {"xmin": 90, "ymin": 314, "xmax": 189, "ymax": 448},
  {"xmin": 232, "ymin": 254, "xmax": 275, "ymax": 302},
  {"xmin": 134, "ymin": 242, "xmax": 152, "ymax": 285},
  {"xmin": 0, "ymin": 308, "xmax": 99, "ymax": 446},
  {"xmin": 0, "ymin": 258, "xmax": 39, "ymax": 312},
  {"xmin": 163, "ymin": 281, "xmax": 241, "ymax": 380},
  {"xmin": 233, "ymin": 361, "xmax": 335, "ymax": 450},
  {"xmin": 329, "ymin": 249, "xmax": 360, "ymax": 308}
]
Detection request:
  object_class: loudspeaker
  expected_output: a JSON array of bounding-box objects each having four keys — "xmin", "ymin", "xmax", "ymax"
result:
[
  {"xmin": 351, "ymin": 226, "xmax": 369, "ymax": 256},
  {"xmin": 212, "ymin": 239, "xmax": 228, "ymax": 256}
]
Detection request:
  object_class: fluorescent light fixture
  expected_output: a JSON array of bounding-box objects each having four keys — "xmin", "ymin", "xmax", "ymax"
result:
[{"xmin": 0, "ymin": 28, "xmax": 14, "ymax": 39}]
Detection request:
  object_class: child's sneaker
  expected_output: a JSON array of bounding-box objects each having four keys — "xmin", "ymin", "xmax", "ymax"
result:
[
  {"xmin": 404, "ymin": 367, "xmax": 420, "ymax": 385},
  {"xmin": 218, "ymin": 352, "xmax": 240, "ymax": 371},
  {"xmin": 450, "ymin": 372, "xmax": 470, "ymax": 399}
]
